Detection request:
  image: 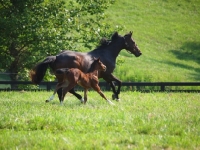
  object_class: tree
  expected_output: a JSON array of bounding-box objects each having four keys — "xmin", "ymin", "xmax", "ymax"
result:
[{"xmin": 0, "ymin": 0, "xmax": 121, "ymax": 82}]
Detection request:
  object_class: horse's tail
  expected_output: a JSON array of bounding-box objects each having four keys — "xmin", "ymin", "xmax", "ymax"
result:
[{"xmin": 30, "ymin": 56, "xmax": 56, "ymax": 84}]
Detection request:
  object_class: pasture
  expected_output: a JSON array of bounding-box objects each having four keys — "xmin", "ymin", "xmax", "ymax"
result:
[
  {"xmin": 0, "ymin": 91, "xmax": 199, "ymax": 149},
  {"xmin": 0, "ymin": 0, "xmax": 200, "ymax": 149}
]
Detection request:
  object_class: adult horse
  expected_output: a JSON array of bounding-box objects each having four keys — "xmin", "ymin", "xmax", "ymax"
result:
[{"xmin": 30, "ymin": 31, "xmax": 142, "ymax": 102}]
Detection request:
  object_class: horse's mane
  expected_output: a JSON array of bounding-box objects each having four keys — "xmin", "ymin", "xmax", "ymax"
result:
[{"xmin": 96, "ymin": 32, "xmax": 120, "ymax": 49}]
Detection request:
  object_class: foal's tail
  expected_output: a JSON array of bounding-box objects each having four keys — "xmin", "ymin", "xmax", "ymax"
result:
[
  {"xmin": 56, "ymin": 68, "xmax": 70, "ymax": 75},
  {"xmin": 30, "ymin": 56, "xmax": 56, "ymax": 84},
  {"xmin": 55, "ymin": 68, "xmax": 70, "ymax": 82}
]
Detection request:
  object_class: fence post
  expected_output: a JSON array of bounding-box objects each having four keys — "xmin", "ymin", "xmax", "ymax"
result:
[{"xmin": 161, "ymin": 84, "xmax": 165, "ymax": 92}]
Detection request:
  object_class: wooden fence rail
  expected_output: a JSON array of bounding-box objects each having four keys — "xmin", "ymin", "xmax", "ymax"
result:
[{"xmin": 0, "ymin": 81, "xmax": 200, "ymax": 92}]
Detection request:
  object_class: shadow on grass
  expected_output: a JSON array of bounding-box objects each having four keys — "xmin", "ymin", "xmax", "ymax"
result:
[
  {"xmin": 163, "ymin": 60, "xmax": 200, "ymax": 80},
  {"xmin": 170, "ymin": 41, "xmax": 200, "ymax": 64},
  {"xmin": 169, "ymin": 41, "xmax": 200, "ymax": 80}
]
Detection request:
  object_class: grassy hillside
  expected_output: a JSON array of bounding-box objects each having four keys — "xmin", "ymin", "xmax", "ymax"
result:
[{"xmin": 105, "ymin": 0, "xmax": 200, "ymax": 82}]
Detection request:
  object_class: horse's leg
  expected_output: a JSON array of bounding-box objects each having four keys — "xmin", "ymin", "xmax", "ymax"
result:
[
  {"xmin": 83, "ymin": 89, "xmax": 88, "ymax": 104},
  {"xmin": 113, "ymin": 77, "xmax": 122, "ymax": 100},
  {"xmin": 103, "ymin": 74, "xmax": 121, "ymax": 101},
  {"xmin": 69, "ymin": 88, "xmax": 84, "ymax": 103},
  {"xmin": 92, "ymin": 85, "xmax": 115, "ymax": 105}
]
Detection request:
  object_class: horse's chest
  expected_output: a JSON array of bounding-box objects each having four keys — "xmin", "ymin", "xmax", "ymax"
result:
[{"xmin": 103, "ymin": 60, "xmax": 115, "ymax": 71}]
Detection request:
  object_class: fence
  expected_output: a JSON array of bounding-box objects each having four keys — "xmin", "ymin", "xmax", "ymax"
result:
[{"xmin": 0, "ymin": 81, "xmax": 200, "ymax": 92}]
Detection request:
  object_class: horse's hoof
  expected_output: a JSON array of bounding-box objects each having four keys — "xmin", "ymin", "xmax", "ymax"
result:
[
  {"xmin": 45, "ymin": 100, "xmax": 49, "ymax": 103},
  {"xmin": 112, "ymin": 94, "xmax": 120, "ymax": 101},
  {"xmin": 112, "ymin": 94, "xmax": 116, "ymax": 100},
  {"xmin": 80, "ymin": 98, "xmax": 84, "ymax": 103},
  {"xmin": 116, "ymin": 99, "xmax": 120, "ymax": 102}
]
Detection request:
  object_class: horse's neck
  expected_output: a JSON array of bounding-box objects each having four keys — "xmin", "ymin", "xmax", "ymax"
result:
[
  {"xmin": 108, "ymin": 39, "xmax": 125, "ymax": 57},
  {"xmin": 91, "ymin": 38, "xmax": 125, "ymax": 59}
]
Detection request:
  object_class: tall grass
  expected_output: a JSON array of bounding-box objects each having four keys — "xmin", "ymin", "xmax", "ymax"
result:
[{"xmin": 0, "ymin": 91, "xmax": 199, "ymax": 149}]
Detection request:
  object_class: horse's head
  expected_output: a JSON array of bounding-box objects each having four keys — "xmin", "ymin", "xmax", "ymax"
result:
[
  {"xmin": 123, "ymin": 31, "xmax": 142, "ymax": 57},
  {"xmin": 93, "ymin": 57, "xmax": 106, "ymax": 72}
]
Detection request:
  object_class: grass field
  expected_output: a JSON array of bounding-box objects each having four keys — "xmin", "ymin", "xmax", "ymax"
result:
[{"xmin": 0, "ymin": 91, "xmax": 199, "ymax": 149}]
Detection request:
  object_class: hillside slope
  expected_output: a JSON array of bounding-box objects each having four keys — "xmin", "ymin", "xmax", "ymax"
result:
[{"xmin": 105, "ymin": 0, "xmax": 200, "ymax": 82}]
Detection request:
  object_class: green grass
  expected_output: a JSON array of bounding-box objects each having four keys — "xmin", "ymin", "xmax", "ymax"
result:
[
  {"xmin": 105, "ymin": 0, "xmax": 200, "ymax": 82},
  {"xmin": 0, "ymin": 91, "xmax": 199, "ymax": 149}
]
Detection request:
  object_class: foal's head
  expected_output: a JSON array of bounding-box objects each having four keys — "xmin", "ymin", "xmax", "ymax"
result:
[
  {"xmin": 91, "ymin": 57, "xmax": 106, "ymax": 72},
  {"xmin": 123, "ymin": 31, "xmax": 142, "ymax": 57}
]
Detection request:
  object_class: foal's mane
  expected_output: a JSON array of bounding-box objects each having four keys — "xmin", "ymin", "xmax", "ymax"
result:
[{"xmin": 96, "ymin": 32, "xmax": 120, "ymax": 49}]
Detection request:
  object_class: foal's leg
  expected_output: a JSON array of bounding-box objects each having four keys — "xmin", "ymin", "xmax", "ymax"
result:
[
  {"xmin": 92, "ymin": 85, "xmax": 115, "ymax": 105},
  {"xmin": 46, "ymin": 82, "xmax": 66, "ymax": 103},
  {"xmin": 103, "ymin": 74, "xmax": 121, "ymax": 101},
  {"xmin": 58, "ymin": 88, "xmax": 83, "ymax": 103},
  {"xmin": 83, "ymin": 89, "xmax": 88, "ymax": 104},
  {"xmin": 60, "ymin": 83, "xmax": 76, "ymax": 105},
  {"xmin": 57, "ymin": 88, "xmax": 63, "ymax": 102}
]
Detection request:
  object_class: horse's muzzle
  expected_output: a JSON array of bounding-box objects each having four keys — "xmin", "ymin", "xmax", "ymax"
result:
[{"xmin": 135, "ymin": 52, "xmax": 142, "ymax": 57}]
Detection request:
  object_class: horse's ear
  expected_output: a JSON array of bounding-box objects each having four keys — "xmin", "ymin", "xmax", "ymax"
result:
[
  {"xmin": 93, "ymin": 57, "xmax": 100, "ymax": 61},
  {"xmin": 124, "ymin": 31, "xmax": 132, "ymax": 38},
  {"xmin": 111, "ymin": 32, "xmax": 119, "ymax": 41}
]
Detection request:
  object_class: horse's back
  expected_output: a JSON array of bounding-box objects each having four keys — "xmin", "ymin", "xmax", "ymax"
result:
[
  {"xmin": 57, "ymin": 50, "xmax": 86, "ymax": 57},
  {"xmin": 52, "ymin": 50, "xmax": 92, "ymax": 72}
]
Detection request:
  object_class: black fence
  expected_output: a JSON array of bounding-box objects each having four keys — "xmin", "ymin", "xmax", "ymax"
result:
[{"xmin": 0, "ymin": 81, "xmax": 200, "ymax": 92}]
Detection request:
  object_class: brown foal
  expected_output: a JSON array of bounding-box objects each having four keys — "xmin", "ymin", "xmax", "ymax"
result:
[{"xmin": 46, "ymin": 58, "xmax": 114, "ymax": 105}]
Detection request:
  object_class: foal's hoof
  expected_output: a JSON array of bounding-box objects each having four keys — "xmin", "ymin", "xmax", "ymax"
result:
[
  {"xmin": 45, "ymin": 100, "xmax": 50, "ymax": 103},
  {"xmin": 107, "ymin": 100, "xmax": 115, "ymax": 105}
]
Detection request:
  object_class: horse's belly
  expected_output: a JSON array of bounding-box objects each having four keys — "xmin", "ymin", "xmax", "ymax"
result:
[{"xmin": 77, "ymin": 81, "xmax": 91, "ymax": 89}]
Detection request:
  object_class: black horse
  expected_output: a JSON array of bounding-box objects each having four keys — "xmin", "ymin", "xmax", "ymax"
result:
[{"xmin": 30, "ymin": 31, "xmax": 142, "ymax": 102}]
